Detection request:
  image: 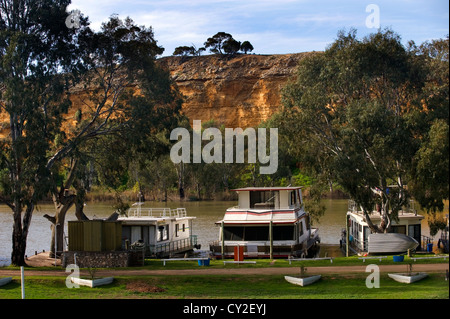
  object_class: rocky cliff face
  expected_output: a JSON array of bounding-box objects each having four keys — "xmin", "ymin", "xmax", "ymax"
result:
[
  {"xmin": 0, "ymin": 53, "xmax": 308, "ymax": 139},
  {"xmin": 158, "ymin": 53, "xmax": 309, "ymax": 128}
]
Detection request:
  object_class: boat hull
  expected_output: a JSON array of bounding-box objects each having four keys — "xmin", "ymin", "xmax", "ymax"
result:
[
  {"xmin": 368, "ymin": 233, "xmax": 419, "ymax": 254},
  {"xmin": 284, "ymin": 275, "xmax": 321, "ymax": 286},
  {"xmin": 388, "ymin": 273, "xmax": 428, "ymax": 284},
  {"xmin": 210, "ymin": 241, "xmax": 320, "ymax": 259}
]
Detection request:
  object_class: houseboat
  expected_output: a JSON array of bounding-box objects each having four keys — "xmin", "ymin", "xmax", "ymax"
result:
[
  {"xmin": 210, "ymin": 187, "xmax": 320, "ymax": 259},
  {"xmin": 342, "ymin": 200, "xmax": 423, "ymax": 254},
  {"xmin": 118, "ymin": 203, "xmax": 198, "ymax": 258}
]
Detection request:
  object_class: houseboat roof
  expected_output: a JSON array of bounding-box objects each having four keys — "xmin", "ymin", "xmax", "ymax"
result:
[
  {"xmin": 232, "ymin": 186, "xmax": 303, "ymax": 192},
  {"xmin": 348, "ymin": 210, "xmax": 424, "ymax": 222},
  {"xmin": 216, "ymin": 208, "xmax": 306, "ymax": 225},
  {"xmin": 118, "ymin": 207, "xmax": 195, "ymax": 225}
]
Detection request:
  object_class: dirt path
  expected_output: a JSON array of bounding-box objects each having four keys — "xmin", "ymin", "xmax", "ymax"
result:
[{"xmin": 0, "ymin": 252, "xmax": 448, "ymax": 277}]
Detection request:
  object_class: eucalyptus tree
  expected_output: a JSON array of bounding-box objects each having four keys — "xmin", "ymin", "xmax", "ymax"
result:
[
  {"xmin": 0, "ymin": 2, "xmax": 181, "ymax": 264},
  {"xmin": 0, "ymin": 0, "xmax": 86, "ymax": 265},
  {"xmin": 44, "ymin": 15, "xmax": 182, "ymax": 257},
  {"xmin": 276, "ymin": 29, "xmax": 448, "ymax": 233}
]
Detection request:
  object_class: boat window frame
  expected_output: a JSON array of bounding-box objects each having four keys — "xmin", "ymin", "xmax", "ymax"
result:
[
  {"xmin": 158, "ymin": 224, "xmax": 169, "ymax": 242},
  {"xmin": 249, "ymin": 190, "xmax": 277, "ymax": 209}
]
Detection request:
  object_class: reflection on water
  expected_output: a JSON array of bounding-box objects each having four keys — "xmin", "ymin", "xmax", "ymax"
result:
[{"xmin": 0, "ymin": 199, "xmax": 446, "ymax": 260}]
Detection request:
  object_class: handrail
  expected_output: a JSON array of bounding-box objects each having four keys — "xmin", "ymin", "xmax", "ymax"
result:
[
  {"xmin": 149, "ymin": 235, "xmax": 198, "ymax": 255},
  {"xmin": 127, "ymin": 207, "xmax": 187, "ymax": 218}
]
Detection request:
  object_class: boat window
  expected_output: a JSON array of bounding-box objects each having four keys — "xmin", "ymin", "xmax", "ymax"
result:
[
  {"xmin": 224, "ymin": 227, "xmax": 244, "ymax": 240},
  {"xmin": 250, "ymin": 191, "xmax": 276, "ymax": 209},
  {"xmin": 408, "ymin": 224, "xmax": 421, "ymax": 243},
  {"xmin": 273, "ymin": 225, "xmax": 295, "ymax": 240},
  {"xmin": 224, "ymin": 225, "xmax": 295, "ymax": 241},
  {"xmin": 392, "ymin": 225, "xmax": 406, "ymax": 234},
  {"xmin": 158, "ymin": 225, "xmax": 169, "ymax": 241},
  {"xmin": 175, "ymin": 224, "xmax": 179, "ymax": 237},
  {"xmin": 245, "ymin": 226, "xmax": 269, "ymax": 240},
  {"xmin": 290, "ymin": 191, "xmax": 297, "ymax": 206},
  {"xmin": 299, "ymin": 221, "xmax": 304, "ymax": 236}
]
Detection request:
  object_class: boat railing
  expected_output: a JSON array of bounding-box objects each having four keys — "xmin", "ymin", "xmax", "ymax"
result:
[
  {"xmin": 149, "ymin": 235, "xmax": 198, "ymax": 255},
  {"xmin": 350, "ymin": 235, "xmax": 368, "ymax": 252},
  {"xmin": 128, "ymin": 207, "xmax": 187, "ymax": 218}
]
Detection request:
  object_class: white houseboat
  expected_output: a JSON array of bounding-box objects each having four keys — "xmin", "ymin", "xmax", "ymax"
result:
[
  {"xmin": 118, "ymin": 204, "xmax": 198, "ymax": 258},
  {"xmin": 343, "ymin": 200, "xmax": 423, "ymax": 254},
  {"xmin": 210, "ymin": 187, "xmax": 320, "ymax": 259}
]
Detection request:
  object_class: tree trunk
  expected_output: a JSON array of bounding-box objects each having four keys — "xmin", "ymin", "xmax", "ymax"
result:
[
  {"xmin": 176, "ymin": 163, "xmax": 185, "ymax": 200},
  {"xmin": 46, "ymin": 193, "xmax": 76, "ymax": 258},
  {"xmin": 11, "ymin": 204, "xmax": 34, "ymax": 266}
]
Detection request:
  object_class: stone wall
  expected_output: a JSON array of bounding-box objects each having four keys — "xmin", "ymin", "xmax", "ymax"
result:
[{"xmin": 62, "ymin": 250, "xmax": 144, "ymax": 268}]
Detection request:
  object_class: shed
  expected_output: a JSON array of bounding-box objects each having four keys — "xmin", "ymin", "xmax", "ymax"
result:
[{"xmin": 68, "ymin": 220, "xmax": 122, "ymax": 252}]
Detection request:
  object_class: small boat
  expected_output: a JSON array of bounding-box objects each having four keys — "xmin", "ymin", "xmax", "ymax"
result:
[
  {"xmin": 210, "ymin": 186, "xmax": 320, "ymax": 259},
  {"xmin": 368, "ymin": 233, "xmax": 419, "ymax": 254},
  {"xmin": 284, "ymin": 275, "xmax": 321, "ymax": 286},
  {"xmin": 0, "ymin": 277, "xmax": 12, "ymax": 287},
  {"xmin": 388, "ymin": 272, "xmax": 428, "ymax": 284},
  {"xmin": 342, "ymin": 200, "xmax": 424, "ymax": 254},
  {"xmin": 71, "ymin": 276, "xmax": 114, "ymax": 288}
]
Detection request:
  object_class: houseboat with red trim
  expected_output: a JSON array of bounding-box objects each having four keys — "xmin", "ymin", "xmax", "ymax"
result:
[{"xmin": 210, "ymin": 187, "xmax": 320, "ymax": 259}]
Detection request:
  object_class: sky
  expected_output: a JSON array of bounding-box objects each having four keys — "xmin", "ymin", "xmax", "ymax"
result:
[{"xmin": 67, "ymin": 0, "xmax": 449, "ymax": 57}]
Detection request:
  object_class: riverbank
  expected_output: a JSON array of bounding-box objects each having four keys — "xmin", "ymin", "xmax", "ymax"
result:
[{"xmin": 0, "ymin": 259, "xmax": 448, "ymax": 300}]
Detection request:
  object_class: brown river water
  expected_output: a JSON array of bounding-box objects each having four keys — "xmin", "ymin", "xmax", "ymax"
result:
[{"xmin": 0, "ymin": 199, "xmax": 445, "ymax": 264}]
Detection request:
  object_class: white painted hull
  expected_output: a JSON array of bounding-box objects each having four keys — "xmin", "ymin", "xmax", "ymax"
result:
[
  {"xmin": 284, "ymin": 275, "xmax": 321, "ymax": 286},
  {"xmin": 388, "ymin": 273, "xmax": 428, "ymax": 284},
  {"xmin": 368, "ymin": 233, "xmax": 419, "ymax": 253},
  {"xmin": 0, "ymin": 277, "xmax": 12, "ymax": 287},
  {"xmin": 71, "ymin": 277, "xmax": 114, "ymax": 288}
]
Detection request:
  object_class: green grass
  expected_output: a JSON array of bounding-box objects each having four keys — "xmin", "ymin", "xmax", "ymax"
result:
[
  {"xmin": 0, "ymin": 272, "xmax": 448, "ymax": 299},
  {"xmin": 1, "ymin": 254, "xmax": 448, "ymax": 299},
  {"xmin": 139, "ymin": 254, "xmax": 449, "ymax": 269}
]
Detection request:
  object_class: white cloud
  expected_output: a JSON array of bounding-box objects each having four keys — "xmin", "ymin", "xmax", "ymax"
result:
[{"xmin": 67, "ymin": 0, "xmax": 448, "ymax": 56}]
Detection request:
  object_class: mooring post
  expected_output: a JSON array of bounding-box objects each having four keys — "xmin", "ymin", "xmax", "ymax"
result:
[
  {"xmin": 21, "ymin": 266, "xmax": 25, "ymax": 299},
  {"xmin": 221, "ymin": 221, "xmax": 224, "ymax": 259},
  {"xmin": 346, "ymin": 215, "xmax": 349, "ymax": 257},
  {"xmin": 269, "ymin": 221, "xmax": 273, "ymax": 259}
]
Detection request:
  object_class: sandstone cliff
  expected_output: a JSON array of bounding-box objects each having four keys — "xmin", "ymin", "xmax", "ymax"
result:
[
  {"xmin": 158, "ymin": 53, "xmax": 309, "ymax": 128},
  {"xmin": 0, "ymin": 53, "xmax": 309, "ymax": 139}
]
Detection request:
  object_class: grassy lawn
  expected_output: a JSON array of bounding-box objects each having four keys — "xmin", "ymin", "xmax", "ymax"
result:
[
  {"xmin": 0, "ymin": 272, "xmax": 448, "ymax": 299},
  {"xmin": 0, "ymin": 254, "xmax": 448, "ymax": 299},
  {"xmin": 140, "ymin": 254, "xmax": 449, "ymax": 269}
]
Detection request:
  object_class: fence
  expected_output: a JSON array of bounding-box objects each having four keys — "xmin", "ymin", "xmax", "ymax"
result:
[{"xmin": 149, "ymin": 235, "xmax": 198, "ymax": 256}]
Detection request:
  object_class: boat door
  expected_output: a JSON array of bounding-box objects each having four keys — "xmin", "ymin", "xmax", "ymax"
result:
[{"xmin": 131, "ymin": 226, "xmax": 141, "ymax": 243}]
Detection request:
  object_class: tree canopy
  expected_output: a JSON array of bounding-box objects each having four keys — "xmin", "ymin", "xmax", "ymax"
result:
[
  {"xmin": 0, "ymin": 2, "xmax": 181, "ymax": 265},
  {"xmin": 172, "ymin": 32, "xmax": 254, "ymax": 56},
  {"xmin": 273, "ymin": 29, "xmax": 449, "ymax": 233}
]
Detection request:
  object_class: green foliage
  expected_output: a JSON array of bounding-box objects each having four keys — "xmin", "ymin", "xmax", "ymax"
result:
[
  {"xmin": 274, "ymin": 28, "xmax": 449, "ymax": 231},
  {"xmin": 203, "ymin": 32, "xmax": 254, "ymax": 55},
  {"xmin": 240, "ymin": 41, "xmax": 254, "ymax": 54},
  {"xmin": 173, "ymin": 45, "xmax": 205, "ymax": 57},
  {"xmin": 0, "ymin": 0, "xmax": 90, "ymax": 265}
]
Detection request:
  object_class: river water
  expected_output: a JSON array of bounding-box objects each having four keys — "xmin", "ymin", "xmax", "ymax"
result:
[{"xmin": 0, "ymin": 199, "xmax": 444, "ymax": 264}]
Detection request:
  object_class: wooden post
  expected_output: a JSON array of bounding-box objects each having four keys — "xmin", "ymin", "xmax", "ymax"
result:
[
  {"xmin": 269, "ymin": 221, "xmax": 273, "ymax": 259},
  {"xmin": 221, "ymin": 221, "xmax": 224, "ymax": 259}
]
